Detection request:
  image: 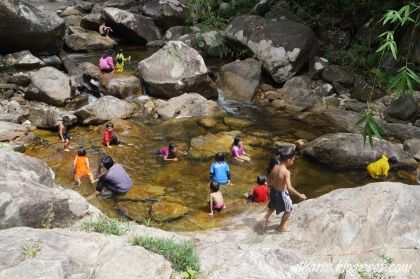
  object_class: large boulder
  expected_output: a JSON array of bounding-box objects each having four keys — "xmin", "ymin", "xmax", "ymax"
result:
[
  {"xmin": 225, "ymin": 15, "xmax": 317, "ymax": 83},
  {"xmin": 278, "ymin": 75, "xmax": 324, "ymax": 110},
  {"xmin": 387, "ymin": 95, "xmax": 417, "ymax": 121},
  {"xmin": 193, "ymin": 182, "xmax": 420, "ymax": 278},
  {"xmin": 0, "ymin": 227, "xmax": 173, "ymax": 279},
  {"xmin": 303, "ymin": 133, "xmax": 417, "ymax": 169},
  {"xmin": 0, "ymin": 0, "xmax": 66, "ymax": 54},
  {"xmin": 65, "ymin": 26, "xmax": 117, "ymax": 51},
  {"xmin": 0, "ymin": 121, "xmax": 35, "ymax": 146},
  {"xmin": 27, "ymin": 106, "xmax": 77, "ymax": 129},
  {"xmin": 26, "ymin": 67, "xmax": 73, "ymax": 107},
  {"xmin": 0, "ymin": 151, "xmax": 91, "ymax": 229},
  {"xmin": 4, "ymin": 50, "xmax": 44, "ymax": 69},
  {"xmin": 101, "ymin": 75, "xmax": 142, "ymax": 99},
  {"xmin": 102, "ymin": 7, "xmax": 161, "ymax": 44},
  {"xmin": 218, "ymin": 58, "xmax": 262, "ymax": 103},
  {"xmin": 404, "ymin": 138, "xmax": 420, "ymax": 160},
  {"xmin": 141, "ymin": 0, "xmax": 189, "ymax": 30},
  {"xmin": 138, "ymin": 41, "xmax": 218, "ymax": 99},
  {"xmin": 80, "ymin": 12, "xmax": 102, "ymax": 31},
  {"xmin": 155, "ymin": 93, "xmax": 219, "ymax": 120},
  {"xmin": 322, "ymin": 65, "xmax": 354, "ymax": 87},
  {"xmin": 75, "ymin": 95, "xmax": 136, "ymax": 124}
]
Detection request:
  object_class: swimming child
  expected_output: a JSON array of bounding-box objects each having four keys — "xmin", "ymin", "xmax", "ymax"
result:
[
  {"xmin": 247, "ymin": 175, "xmax": 270, "ymax": 204},
  {"xmin": 115, "ymin": 49, "xmax": 131, "ymax": 73},
  {"xmin": 98, "ymin": 21, "xmax": 113, "ymax": 37},
  {"xmin": 366, "ymin": 154, "xmax": 398, "ymax": 180},
  {"xmin": 99, "ymin": 49, "xmax": 114, "ymax": 73},
  {"xmin": 259, "ymin": 148, "xmax": 307, "ymax": 233},
  {"xmin": 231, "ymin": 136, "xmax": 251, "ymax": 163},
  {"xmin": 58, "ymin": 116, "xmax": 73, "ymax": 152},
  {"xmin": 159, "ymin": 143, "xmax": 187, "ymax": 161},
  {"xmin": 73, "ymin": 147, "xmax": 96, "ymax": 186},
  {"xmin": 210, "ymin": 152, "xmax": 231, "ymax": 185},
  {"xmin": 209, "ymin": 181, "xmax": 225, "ymax": 216},
  {"xmin": 102, "ymin": 122, "xmax": 121, "ymax": 148}
]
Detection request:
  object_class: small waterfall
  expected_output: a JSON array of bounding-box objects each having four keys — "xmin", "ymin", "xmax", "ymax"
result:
[{"xmin": 217, "ymin": 88, "xmax": 258, "ymax": 115}]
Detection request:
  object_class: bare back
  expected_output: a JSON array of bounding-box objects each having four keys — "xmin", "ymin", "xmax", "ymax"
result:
[{"xmin": 268, "ymin": 164, "xmax": 290, "ymax": 192}]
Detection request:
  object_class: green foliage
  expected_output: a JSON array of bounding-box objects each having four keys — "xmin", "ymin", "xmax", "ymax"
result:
[
  {"xmin": 81, "ymin": 217, "xmax": 132, "ymax": 236},
  {"xmin": 355, "ymin": 111, "xmax": 382, "ymax": 146},
  {"xmin": 356, "ymin": 253, "xmax": 395, "ymax": 279},
  {"xmin": 0, "ymin": 58, "xmax": 15, "ymax": 74},
  {"xmin": 41, "ymin": 204, "xmax": 55, "ymax": 229},
  {"xmin": 142, "ymin": 218, "xmax": 152, "ymax": 227},
  {"xmin": 22, "ymin": 243, "xmax": 42, "ymax": 258},
  {"xmin": 132, "ymin": 236, "xmax": 200, "ymax": 273},
  {"xmin": 194, "ymin": 32, "xmax": 249, "ymax": 58},
  {"xmin": 325, "ymin": 42, "xmax": 380, "ymax": 70},
  {"xmin": 388, "ymin": 65, "xmax": 420, "ymax": 96}
]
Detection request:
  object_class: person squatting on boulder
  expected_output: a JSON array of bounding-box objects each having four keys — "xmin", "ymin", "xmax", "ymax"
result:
[
  {"xmin": 87, "ymin": 155, "xmax": 132, "ymax": 200},
  {"xmin": 99, "ymin": 49, "xmax": 114, "ymax": 73},
  {"xmin": 366, "ymin": 154, "xmax": 398, "ymax": 180},
  {"xmin": 259, "ymin": 148, "xmax": 307, "ymax": 233},
  {"xmin": 99, "ymin": 21, "xmax": 113, "ymax": 37}
]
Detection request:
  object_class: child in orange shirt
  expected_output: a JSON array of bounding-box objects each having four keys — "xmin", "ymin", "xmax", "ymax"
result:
[{"xmin": 73, "ymin": 147, "xmax": 96, "ymax": 185}]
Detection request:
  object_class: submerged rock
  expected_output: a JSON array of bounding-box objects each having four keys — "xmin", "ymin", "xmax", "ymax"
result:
[
  {"xmin": 226, "ymin": 15, "xmax": 317, "ymax": 83},
  {"xmin": 155, "ymin": 93, "xmax": 219, "ymax": 120},
  {"xmin": 138, "ymin": 41, "xmax": 218, "ymax": 99},
  {"xmin": 219, "ymin": 58, "xmax": 262, "ymax": 103},
  {"xmin": 117, "ymin": 201, "xmax": 150, "ymax": 222},
  {"xmin": 0, "ymin": 0, "xmax": 66, "ymax": 54},
  {"xmin": 0, "ymin": 227, "xmax": 173, "ymax": 278},
  {"xmin": 75, "ymin": 96, "xmax": 136, "ymax": 124},
  {"xmin": 152, "ymin": 202, "xmax": 189, "ymax": 221},
  {"xmin": 189, "ymin": 130, "xmax": 241, "ymax": 159},
  {"xmin": 115, "ymin": 185, "xmax": 165, "ymax": 202},
  {"xmin": 304, "ymin": 133, "xmax": 417, "ymax": 169}
]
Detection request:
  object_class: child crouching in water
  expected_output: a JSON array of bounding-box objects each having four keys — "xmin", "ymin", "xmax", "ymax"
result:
[
  {"xmin": 247, "ymin": 175, "xmax": 270, "ymax": 204},
  {"xmin": 73, "ymin": 147, "xmax": 96, "ymax": 185},
  {"xmin": 209, "ymin": 181, "xmax": 225, "ymax": 216},
  {"xmin": 159, "ymin": 143, "xmax": 187, "ymax": 161}
]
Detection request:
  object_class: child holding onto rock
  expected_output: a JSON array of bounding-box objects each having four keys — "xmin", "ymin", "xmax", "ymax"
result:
[
  {"xmin": 58, "ymin": 116, "xmax": 73, "ymax": 152},
  {"xmin": 247, "ymin": 175, "xmax": 270, "ymax": 204},
  {"xmin": 73, "ymin": 147, "xmax": 96, "ymax": 186},
  {"xmin": 231, "ymin": 136, "xmax": 251, "ymax": 163},
  {"xmin": 158, "ymin": 143, "xmax": 187, "ymax": 161},
  {"xmin": 209, "ymin": 181, "xmax": 225, "ymax": 216}
]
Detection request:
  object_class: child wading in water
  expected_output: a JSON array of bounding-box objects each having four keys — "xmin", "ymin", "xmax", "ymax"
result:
[
  {"xmin": 102, "ymin": 122, "xmax": 121, "ymax": 148},
  {"xmin": 259, "ymin": 148, "xmax": 307, "ymax": 233},
  {"xmin": 73, "ymin": 147, "xmax": 96, "ymax": 185},
  {"xmin": 159, "ymin": 143, "xmax": 187, "ymax": 161},
  {"xmin": 58, "ymin": 116, "xmax": 73, "ymax": 152},
  {"xmin": 231, "ymin": 136, "xmax": 251, "ymax": 163},
  {"xmin": 209, "ymin": 181, "xmax": 225, "ymax": 216},
  {"xmin": 210, "ymin": 152, "xmax": 231, "ymax": 185},
  {"xmin": 115, "ymin": 49, "xmax": 131, "ymax": 73}
]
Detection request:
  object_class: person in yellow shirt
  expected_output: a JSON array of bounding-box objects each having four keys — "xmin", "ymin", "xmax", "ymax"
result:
[
  {"xmin": 115, "ymin": 49, "xmax": 130, "ymax": 73},
  {"xmin": 366, "ymin": 154, "xmax": 398, "ymax": 180}
]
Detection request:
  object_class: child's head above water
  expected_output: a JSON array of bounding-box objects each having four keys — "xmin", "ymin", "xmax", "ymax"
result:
[
  {"xmin": 214, "ymin": 152, "xmax": 225, "ymax": 162},
  {"xmin": 77, "ymin": 146, "xmax": 87, "ymax": 156},
  {"xmin": 210, "ymin": 181, "xmax": 220, "ymax": 193},
  {"xmin": 233, "ymin": 136, "xmax": 242, "ymax": 147},
  {"xmin": 256, "ymin": 175, "xmax": 267, "ymax": 185},
  {"xmin": 106, "ymin": 122, "xmax": 114, "ymax": 129},
  {"xmin": 169, "ymin": 143, "xmax": 177, "ymax": 151}
]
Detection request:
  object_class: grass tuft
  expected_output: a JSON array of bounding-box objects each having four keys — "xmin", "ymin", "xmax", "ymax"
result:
[
  {"xmin": 132, "ymin": 235, "xmax": 200, "ymax": 273},
  {"xmin": 81, "ymin": 217, "xmax": 132, "ymax": 236}
]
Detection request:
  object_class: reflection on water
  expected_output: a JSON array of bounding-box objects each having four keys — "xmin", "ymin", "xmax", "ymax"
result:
[{"xmin": 25, "ymin": 106, "xmax": 409, "ymax": 231}]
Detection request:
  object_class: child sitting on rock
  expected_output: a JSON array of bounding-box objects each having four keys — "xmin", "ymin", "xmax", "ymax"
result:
[
  {"xmin": 58, "ymin": 116, "xmax": 73, "ymax": 152},
  {"xmin": 73, "ymin": 147, "xmax": 96, "ymax": 186},
  {"xmin": 158, "ymin": 143, "xmax": 187, "ymax": 161},
  {"xmin": 246, "ymin": 175, "xmax": 270, "ymax": 204},
  {"xmin": 209, "ymin": 181, "xmax": 225, "ymax": 216},
  {"xmin": 102, "ymin": 122, "xmax": 121, "ymax": 148}
]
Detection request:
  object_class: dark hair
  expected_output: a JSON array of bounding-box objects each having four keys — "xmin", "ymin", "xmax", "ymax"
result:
[
  {"xmin": 256, "ymin": 175, "xmax": 267, "ymax": 185},
  {"xmin": 106, "ymin": 122, "xmax": 114, "ymax": 128},
  {"xmin": 169, "ymin": 143, "xmax": 177, "ymax": 150},
  {"xmin": 214, "ymin": 152, "xmax": 224, "ymax": 162},
  {"xmin": 210, "ymin": 181, "xmax": 220, "ymax": 193},
  {"xmin": 275, "ymin": 147, "xmax": 284, "ymax": 156},
  {"xmin": 101, "ymin": 155, "xmax": 114, "ymax": 169},
  {"xmin": 100, "ymin": 21, "xmax": 105, "ymax": 25},
  {"xmin": 233, "ymin": 136, "xmax": 242, "ymax": 147},
  {"xmin": 102, "ymin": 49, "xmax": 114, "ymax": 58},
  {"xmin": 168, "ymin": 143, "xmax": 177, "ymax": 159},
  {"xmin": 279, "ymin": 148, "xmax": 297, "ymax": 161},
  {"xmin": 77, "ymin": 147, "xmax": 86, "ymax": 156},
  {"xmin": 388, "ymin": 156, "xmax": 398, "ymax": 164},
  {"xmin": 62, "ymin": 116, "xmax": 70, "ymax": 123}
]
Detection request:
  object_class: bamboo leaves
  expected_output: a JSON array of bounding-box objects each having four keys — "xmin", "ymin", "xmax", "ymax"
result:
[{"xmin": 355, "ymin": 111, "xmax": 382, "ymax": 146}]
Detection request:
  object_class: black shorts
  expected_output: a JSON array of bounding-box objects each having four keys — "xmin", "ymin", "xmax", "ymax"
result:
[
  {"xmin": 268, "ymin": 188, "xmax": 293, "ymax": 214},
  {"xmin": 63, "ymin": 133, "xmax": 71, "ymax": 141}
]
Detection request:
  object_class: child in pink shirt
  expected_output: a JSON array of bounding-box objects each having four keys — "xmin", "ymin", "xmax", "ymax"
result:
[{"xmin": 231, "ymin": 136, "xmax": 251, "ymax": 163}]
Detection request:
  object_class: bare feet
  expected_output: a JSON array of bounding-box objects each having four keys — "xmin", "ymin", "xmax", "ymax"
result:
[
  {"xmin": 275, "ymin": 225, "xmax": 291, "ymax": 233},
  {"xmin": 64, "ymin": 148, "xmax": 70, "ymax": 152},
  {"xmin": 91, "ymin": 179, "xmax": 98, "ymax": 184},
  {"xmin": 68, "ymin": 146, "xmax": 75, "ymax": 150}
]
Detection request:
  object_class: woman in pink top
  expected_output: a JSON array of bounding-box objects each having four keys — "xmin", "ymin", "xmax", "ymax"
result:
[
  {"xmin": 231, "ymin": 136, "xmax": 251, "ymax": 163},
  {"xmin": 99, "ymin": 49, "xmax": 114, "ymax": 73}
]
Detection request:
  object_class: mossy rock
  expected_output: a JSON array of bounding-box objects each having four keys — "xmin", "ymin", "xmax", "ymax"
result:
[
  {"xmin": 115, "ymin": 185, "xmax": 165, "ymax": 202},
  {"xmin": 197, "ymin": 117, "xmax": 218, "ymax": 128},
  {"xmin": 351, "ymin": 85, "xmax": 384, "ymax": 102},
  {"xmin": 151, "ymin": 202, "xmax": 189, "ymax": 221},
  {"xmin": 116, "ymin": 201, "xmax": 150, "ymax": 222},
  {"xmin": 223, "ymin": 117, "xmax": 254, "ymax": 128},
  {"xmin": 189, "ymin": 130, "xmax": 241, "ymax": 159}
]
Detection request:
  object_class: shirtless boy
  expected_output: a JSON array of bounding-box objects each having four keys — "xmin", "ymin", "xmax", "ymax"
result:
[{"xmin": 259, "ymin": 148, "xmax": 307, "ymax": 233}]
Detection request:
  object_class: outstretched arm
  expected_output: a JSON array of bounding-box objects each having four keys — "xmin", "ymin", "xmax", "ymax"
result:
[
  {"xmin": 59, "ymin": 124, "xmax": 65, "ymax": 142},
  {"xmin": 285, "ymin": 171, "xmax": 306, "ymax": 200}
]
